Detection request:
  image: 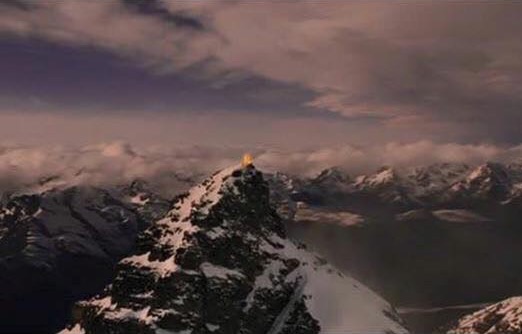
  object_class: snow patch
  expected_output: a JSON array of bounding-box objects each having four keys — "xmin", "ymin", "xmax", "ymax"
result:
[
  {"xmin": 104, "ymin": 306, "xmax": 156, "ymax": 325},
  {"xmin": 206, "ymin": 324, "xmax": 220, "ymax": 332},
  {"xmin": 58, "ymin": 324, "xmax": 86, "ymax": 334},
  {"xmin": 200, "ymin": 262, "xmax": 244, "ymax": 280},
  {"xmin": 260, "ymin": 234, "xmax": 408, "ymax": 334},
  {"xmin": 129, "ymin": 194, "xmax": 149, "ymax": 206},
  {"xmin": 123, "ymin": 252, "xmax": 178, "ymax": 278}
]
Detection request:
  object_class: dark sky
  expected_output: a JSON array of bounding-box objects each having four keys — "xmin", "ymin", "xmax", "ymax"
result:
[{"xmin": 0, "ymin": 1, "xmax": 522, "ymax": 148}]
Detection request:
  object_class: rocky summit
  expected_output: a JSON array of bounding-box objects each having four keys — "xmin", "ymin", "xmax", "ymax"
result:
[{"xmin": 63, "ymin": 164, "xmax": 408, "ymax": 334}]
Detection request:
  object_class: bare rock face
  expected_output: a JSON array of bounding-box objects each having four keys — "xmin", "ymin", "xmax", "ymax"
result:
[
  {"xmin": 64, "ymin": 165, "xmax": 408, "ymax": 334},
  {"xmin": 448, "ymin": 297, "xmax": 522, "ymax": 334}
]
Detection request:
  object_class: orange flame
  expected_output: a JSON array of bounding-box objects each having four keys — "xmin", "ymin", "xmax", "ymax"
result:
[{"xmin": 241, "ymin": 153, "xmax": 254, "ymax": 167}]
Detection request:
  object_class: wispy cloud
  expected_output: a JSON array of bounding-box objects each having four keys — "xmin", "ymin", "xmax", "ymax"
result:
[{"xmin": 0, "ymin": 1, "xmax": 216, "ymax": 71}]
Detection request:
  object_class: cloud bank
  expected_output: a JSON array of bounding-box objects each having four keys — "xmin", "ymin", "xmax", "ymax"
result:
[
  {"xmin": 256, "ymin": 141, "xmax": 519, "ymax": 176},
  {"xmin": 0, "ymin": 141, "xmax": 520, "ymax": 197}
]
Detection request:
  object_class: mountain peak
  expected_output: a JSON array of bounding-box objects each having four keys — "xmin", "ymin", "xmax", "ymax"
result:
[
  {"xmin": 64, "ymin": 164, "xmax": 408, "ymax": 334},
  {"xmin": 313, "ymin": 167, "xmax": 350, "ymax": 185},
  {"xmin": 354, "ymin": 166, "xmax": 398, "ymax": 189},
  {"xmin": 467, "ymin": 162, "xmax": 509, "ymax": 182},
  {"xmin": 449, "ymin": 162, "xmax": 513, "ymax": 200}
]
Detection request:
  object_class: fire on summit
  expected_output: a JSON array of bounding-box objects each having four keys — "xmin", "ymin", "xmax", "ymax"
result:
[{"xmin": 241, "ymin": 153, "xmax": 254, "ymax": 168}]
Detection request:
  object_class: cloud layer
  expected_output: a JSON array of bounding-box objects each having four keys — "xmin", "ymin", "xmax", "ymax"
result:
[
  {"xmin": 256, "ymin": 141, "xmax": 518, "ymax": 176},
  {"xmin": 0, "ymin": 141, "xmax": 520, "ymax": 197},
  {"xmin": 1, "ymin": 1, "xmax": 522, "ymax": 143}
]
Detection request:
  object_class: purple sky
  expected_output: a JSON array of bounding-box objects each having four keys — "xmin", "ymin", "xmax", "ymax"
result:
[{"xmin": 1, "ymin": 1, "xmax": 522, "ymax": 148}]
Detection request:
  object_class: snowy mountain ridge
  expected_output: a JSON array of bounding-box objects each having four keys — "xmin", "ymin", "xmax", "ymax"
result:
[{"xmin": 272, "ymin": 162, "xmax": 522, "ymax": 208}]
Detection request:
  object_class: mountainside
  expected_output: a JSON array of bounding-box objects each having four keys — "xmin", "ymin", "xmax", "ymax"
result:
[
  {"xmin": 448, "ymin": 297, "xmax": 522, "ymax": 334},
  {"xmin": 0, "ymin": 184, "xmax": 170, "ymax": 333},
  {"xmin": 63, "ymin": 164, "xmax": 408, "ymax": 334}
]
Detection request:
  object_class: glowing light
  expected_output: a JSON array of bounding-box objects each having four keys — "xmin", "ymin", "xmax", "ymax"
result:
[{"xmin": 241, "ymin": 153, "xmax": 254, "ymax": 167}]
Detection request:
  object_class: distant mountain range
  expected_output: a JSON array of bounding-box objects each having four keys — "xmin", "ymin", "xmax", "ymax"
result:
[{"xmin": 269, "ymin": 162, "xmax": 522, "ymax": 215}]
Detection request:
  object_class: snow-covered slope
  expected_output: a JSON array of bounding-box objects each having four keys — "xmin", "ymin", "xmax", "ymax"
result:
[
  {"xmin": 64, "ymin": 164, "xmax": 408, "ymax": 334},
  {"xmin": 0, "ymin": 187, "xmax": 139, "ymax": 268},
  {"xmin": 448, "ymin": 297, "xmax": 522, "ymax": 334}
]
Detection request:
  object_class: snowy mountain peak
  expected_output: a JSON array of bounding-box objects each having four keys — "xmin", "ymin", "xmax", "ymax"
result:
[
  {"xmin": 356, "ymin": 166, "xmax": 398, "ymax": 189},
  {"xmin": 313, "ymin": 167, "xmax": 350, "ymax": 184},
  {"xmin": 449, "ymin": 162, "xmax": 513, "ymax": 200},
  {"xmin": 371, "ymin": 166, "xmax": 397, "ymax": 185},
  {"xmin": 63, "ymin": 164, "xmax": 408, "ymax": 334},
  {"xmin": 466, "ymin": 162, "xmax": 510, "ymax": 183}
]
